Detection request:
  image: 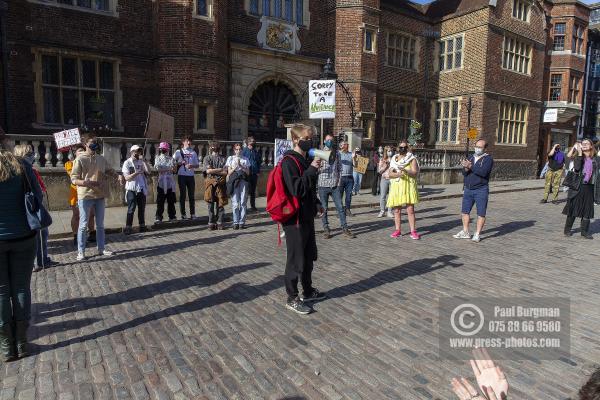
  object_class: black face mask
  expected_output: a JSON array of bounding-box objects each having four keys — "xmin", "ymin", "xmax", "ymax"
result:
[
  {"xmin": 398, "ymin": 147, "xmax": 408, "ymax": 155},
  {"xmin": 298, "ymin": 140, "xmax": 312, "ymax": 152}
]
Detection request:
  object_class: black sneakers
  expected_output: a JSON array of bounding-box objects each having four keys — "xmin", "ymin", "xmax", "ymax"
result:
[
  {"xmin": 301, "ymin": 288, "xmax": 327, "ymax": 302},
  {"xmin": 343, "ymin": 228, "xmax": 356, "ymax": 238},
  {"xmin": 323, "ymin": 228, "xmax": 331, "ymax": 239},
  {"xmin": 286, "ymin": 298, "xmax": 312, "ymax": 315}
]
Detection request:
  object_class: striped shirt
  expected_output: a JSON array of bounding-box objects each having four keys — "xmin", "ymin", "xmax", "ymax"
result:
[{"xmin": 318, "ymin": 150, "xmax": 342, "ymax": 188}]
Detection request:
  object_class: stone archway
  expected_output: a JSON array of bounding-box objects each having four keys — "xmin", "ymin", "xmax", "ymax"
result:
[{"xmin": 247, "ymin": 81, "xmax": 298, "ymax": 142}]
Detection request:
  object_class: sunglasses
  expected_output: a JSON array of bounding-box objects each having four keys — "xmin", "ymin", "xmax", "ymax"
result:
[{"xmin": 398, "ymin": 146, "xmax": 408, "ymax": 150}]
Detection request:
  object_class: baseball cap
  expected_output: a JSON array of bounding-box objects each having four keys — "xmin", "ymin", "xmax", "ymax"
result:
[{"xmin": 130, "ymin": 145, "xmax": 142, "ymax": 153}]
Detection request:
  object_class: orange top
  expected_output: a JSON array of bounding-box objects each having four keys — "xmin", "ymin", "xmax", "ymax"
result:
[{"xmin": 65, "ymin": 160, "xmax": 77, "ymax": 206}]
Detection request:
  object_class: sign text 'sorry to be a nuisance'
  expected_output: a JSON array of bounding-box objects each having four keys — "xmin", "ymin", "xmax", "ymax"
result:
[{"xmin": 309, "ymin": 79, "xmax": 336, "ymax": 120}]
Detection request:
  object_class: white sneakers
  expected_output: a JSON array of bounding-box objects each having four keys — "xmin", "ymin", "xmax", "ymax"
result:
[
  {"xmin": 76, "ymin": 249, "xmax": 114, "ymax": 261},
  {"xmin": 377, "ymin": 210, "xmax": 385, "ymax": 218},
  {"xmin": 453, "ymin": 230, "xmax": 482, "ymax": 243},
  {"xmin": 387, "ymin": 210, "xmax": 394, "ymax": 218}
]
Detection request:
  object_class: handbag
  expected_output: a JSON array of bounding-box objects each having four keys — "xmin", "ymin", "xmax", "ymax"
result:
[
  {"xmin": 562, "ymin": 170, "xmax": 581, "ymax": 191},
  {"xmin": 22, "ymin": 164, "xmax": 52, "ymax": 230}
]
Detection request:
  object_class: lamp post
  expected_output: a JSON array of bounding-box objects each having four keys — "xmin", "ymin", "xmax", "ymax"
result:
[{"xmin": 318, "ymin": 59, "xmax": 338, "ymax": 144}]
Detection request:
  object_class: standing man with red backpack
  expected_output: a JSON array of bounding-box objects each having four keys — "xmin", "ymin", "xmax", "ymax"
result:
[{"xmin": 273, "ymin": 124, "xmax": 326, "ymax": 314}]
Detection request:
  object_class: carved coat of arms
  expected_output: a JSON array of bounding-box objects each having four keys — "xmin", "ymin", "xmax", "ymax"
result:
[{"xmin": 257, "ymin": 16, "xmax": 301, "ymax": 54}]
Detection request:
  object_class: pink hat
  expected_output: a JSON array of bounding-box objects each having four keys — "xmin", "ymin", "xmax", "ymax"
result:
[{"xmin": 158, "ymin": 142, "xmax": 170, "ymax": 151}]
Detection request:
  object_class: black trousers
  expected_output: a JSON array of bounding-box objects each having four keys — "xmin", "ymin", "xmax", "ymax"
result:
[
  {"xmin": 156, "ymin": 187, "xmax": 176, "ymax": 220},
  {"xmin": 248, "ymin": 174, "xmax": 258, "ymax": 209},
  {"xmin": 126, "ymin": 191, "xmax": 146, "ymax": 227},
  {"xmin": 178, "ymin": 175, "xmax": 195, "ymax": 216},
  {"xmin": 372, "ymin": 172, "xmax": 381, "ymax": 195},
  {"xmin": 283, "ymin": 222, "xmax": 317, "ymax": 301}
]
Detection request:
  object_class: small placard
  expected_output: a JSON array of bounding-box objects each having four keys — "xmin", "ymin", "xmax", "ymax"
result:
[
  {"xmin": 53, "ymin": 128, "xmax": 81, "ymax": 151},
  {"xmin": 355, "ymin": 155, "xmax": 369, "ymax": 174}
]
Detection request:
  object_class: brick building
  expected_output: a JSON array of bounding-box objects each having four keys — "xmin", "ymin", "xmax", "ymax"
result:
[
  {"xmin": 540, "ymin": 0, "xmax": 590, "ymax": 163},
  {"xmin": 0, "ymin": 0, "xmax": 589, "ymax": 178}
]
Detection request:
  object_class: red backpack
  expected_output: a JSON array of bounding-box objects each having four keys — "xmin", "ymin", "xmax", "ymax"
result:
[{"xmin": 266, "ymin": 155, "xmax": 303, "ymax": 243}]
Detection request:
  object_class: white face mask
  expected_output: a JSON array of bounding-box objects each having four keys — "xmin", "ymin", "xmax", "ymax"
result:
[
  {"xmin": 387, "ymin": 151, "xmax": 393, "ymax": 157},
  {"xmin": 474, "ymin": 147, "xmax": 485, "ymax": 156}
]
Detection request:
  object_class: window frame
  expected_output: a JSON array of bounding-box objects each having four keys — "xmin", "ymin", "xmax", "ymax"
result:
[
  {"xmin": 553, "ymin": 22, "xmax": 566, "ymax": 51},
  {"xmin": 432, "ymin": 97, "xmax": 461, "ymax": 144},
  {"xmin": 572, "ymin": 24, "xmax": 585, "ymax": 55},
  {"xmin": 382, "ymin": 95, "xmax": 415, "ymax": 143},
  {"xmin": 363, "ymin": 27, "xmax": 377, "ymax": 54},
  {"xmin": 245, "ymin": 0, "xmax": 308, "ymax": 26},
  {"xmin": 569, "ymin": 75, "xmax": 582, "ymax": 104},
  {"xmin": 496, "ymin": 101, "xmax": 529, "ymax": 146},
  {"xmin": 193, "ymin": 0, "xmax": 214, "ymax": 20},
  {"xmin": 194, "ymin": 101, "xmax": 215, "ymax": 135},
  {"xmin": 549, "ymin": 73, "xmax": 562, "ymax": 101},
  {"xmin": 27, "ymin": 0, "xmax": 117, "ymax": 16},
  {"xmin": 437, "ymin": 34, "xmax": 464, "ymax": 72},
  {"xmin": 33, "ymin": 49, "xmax": 121, "ymax": 129},
  {"xmin": 385, "ymin": 31, "xmax": 418, "ymax": 71},
  {"xmin": 512, "ymin": 0, "xmax": 531, "ymax": 22},
  {"xmin": 502, "ymin": 35, "xmax": 532, "ymax": 75}
]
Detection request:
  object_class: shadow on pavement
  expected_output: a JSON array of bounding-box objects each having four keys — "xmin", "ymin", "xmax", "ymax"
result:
[
  {"xmin": 33, "ymin": 273, "xmax": 282, "ymax": 354},
  {"xmin": 482, "ymin": 220, "xmax": 535, "ymax": 239},
  {"xmin": 326, "ymin": 255, "xmax": 462, "ymax": 300},
  {"xmin": 35, "ymin": 262, "xmax": 271, "ymax": 320}
]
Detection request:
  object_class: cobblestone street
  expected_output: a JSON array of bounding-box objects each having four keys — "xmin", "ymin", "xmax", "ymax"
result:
[{"xmin": 2, "ymin": 190, "xmax": 598, "ymax": 400}]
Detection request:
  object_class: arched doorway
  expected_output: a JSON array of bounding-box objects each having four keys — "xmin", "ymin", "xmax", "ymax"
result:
[{"xmin": 248, "ymin": 81, "xmax": 298, "ymax": 142}]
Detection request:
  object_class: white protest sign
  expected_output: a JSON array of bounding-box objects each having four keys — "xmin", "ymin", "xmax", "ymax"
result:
[
  {"xmin": 274, "ymin": 138, "xmax": 293, "ymax": 165},
  {"xmin": 53, "ymin": 128, "xmax": 81, "ymax": 151},
  {"xmin": 309, "ymin": 80, "xmax": 336, "ymax": 119}
]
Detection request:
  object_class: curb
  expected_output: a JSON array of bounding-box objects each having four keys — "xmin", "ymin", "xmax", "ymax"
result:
[{"xmin": 49, "ymin": 184, "xmax": 544, "ymax": 240}]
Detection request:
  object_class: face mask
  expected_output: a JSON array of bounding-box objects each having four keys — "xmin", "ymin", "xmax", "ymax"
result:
[
  {"xmin": 88, "ymin": 142, "xmax": 99, "ymax": 152},
  {"xmin": 378, "ymin": 148, "xmax": 383, "ymax": 154},
  {"xmin": 298, "ymin": 139, "xmax": 312, "ymax": 152},
  {"xmin": 474, "ymin": 147, "xmax": 485, "ymax": 156},
  {"xmin": 387, "ymin": 151, "xmax": 393, "ymax": 157},
  {"xmin": 398, "ymin": 147, "xmax": 408, "ymax": 155},
  {"xmin": 324, "ymin": 140, "xmax": 333, "ymax": 149}
]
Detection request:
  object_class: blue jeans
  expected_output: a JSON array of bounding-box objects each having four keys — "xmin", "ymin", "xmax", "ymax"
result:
[
  {"xmin": 379, "ymin": 178, "xmax": 390, "ymax": 213},
  {"xmin": 231, "ymin": 180, "xmax": 249, "ymax": 225},
  {"xmin": 35, "ymin": 228, "xmax": 50, "ymax": 267},
  {"xmin": 319, "ymin": 186, "xmax": 347, "ymax": 229},
  {"xmin": 0, "ymin": 234, "xmax": 36, "ymax": 326},
  {"xmin": 78, "ymin": 198, "xmax": 106, "ymax": 253},
  {"xmin": 352, "ymin": 171, "xmax": 363, "ymax": 194},
  {"xmin": 339, "ymin": 175, "xmax": 354, "ymax": 210}
]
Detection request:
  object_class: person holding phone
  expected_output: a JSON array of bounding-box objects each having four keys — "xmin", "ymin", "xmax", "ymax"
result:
[
  {"xmin": 122, "ymin": 145, "xmax": 150, "ymax": 234},
  {"xmin": 541, "ymin": 142, "xmax": 565, "ymax": 204},
  {"xmin": 352, "ymin": 147, "xmax": 364, "ymax": 195},
  {"xmin": 563, "ymin": 139, "xmax": 600, "ymax": 239}
]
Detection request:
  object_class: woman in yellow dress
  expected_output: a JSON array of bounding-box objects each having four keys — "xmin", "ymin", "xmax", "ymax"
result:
[{"xmin": 386, "ymin": 141, "xmax": 420, "ymax": 239}]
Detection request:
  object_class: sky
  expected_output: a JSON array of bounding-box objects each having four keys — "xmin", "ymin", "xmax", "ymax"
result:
[{"xmin": 410, "ymin": 0, "xmax": 597, "ymax": 3}]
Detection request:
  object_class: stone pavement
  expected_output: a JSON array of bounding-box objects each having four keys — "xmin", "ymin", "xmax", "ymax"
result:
[
  {"xmin": 3, "ymin": 189, "xmax": 598, "ymax": 400},
  {"xmin": 48, "ymin": 179, "xmax": 544, "ymax": 238}
]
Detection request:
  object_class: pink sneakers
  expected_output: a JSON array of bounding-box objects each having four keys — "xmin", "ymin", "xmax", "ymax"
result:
[
  {"xmin": 410, "ymin": 231, "xmax": 421, "ymax": 240},
  {"xmin": 390, "ymin": 230, "xmax": 401, "ymax": 238}
]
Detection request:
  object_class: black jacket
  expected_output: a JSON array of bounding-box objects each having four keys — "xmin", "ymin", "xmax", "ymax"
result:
[
  {"xmin": 226, "ymin": 170, "xmax": 247, "ymax": 197},
  {"xmin": 281, "ymin": 150, "xmax": 321, "ymax": 226},
  {"xmin": 568, "ymin": 155, "xmax": 600, "ymax": 203}
]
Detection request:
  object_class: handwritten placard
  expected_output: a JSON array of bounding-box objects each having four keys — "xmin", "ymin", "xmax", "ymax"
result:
[
  {"xmin": 355, "ymin": 155, "xmax": 369, "ymax": 174},
  {"xmin": 53, "ymin": 128, "xmax": 81, "ymax": 151},
  {"xmin": 274, "ymin": 138, "xmax": 293, "ymax": 165},
  {"xmin": 309, "ymin": 80, "xmax": 336, "ymax": 119}
]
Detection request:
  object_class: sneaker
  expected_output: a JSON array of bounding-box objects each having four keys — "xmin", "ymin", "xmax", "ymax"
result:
[
  {"xmin": 540, "ymin": 199, "xmax": 547, "ymax": 204},
  {"xmin": 33, "ymin": 266, "xmax": 43, "ymax": 272},
  {"xmin": 123, "ymin": 226, "xmax": 133, "ymax": 235},
  {"xmin": 250, "ymin": 207, "xmax": 258, "ymax": 213},
  {"xmin": 387, "ymin": 210, "xmax": 394, "ymax": 218},
  {"xmin": 45, "ymin": 259, "xmax": 59, "ymax": 267},
  {"xmin": 76, "ymin": 252, "xmax": 86, "ymax": 261},
  {"xmin": 181, "ymin": 215, "xmax": 188, "ymax": 220},
  {"xmin": 98, "ymin": 249, "xmax": 114, "ymax": 256},
  {"xmin": 301, "ymin": 289, "xmax": 327, "ymax": 302},
  {"xmin": 323, "ymin": 228, "xmax": 331, "ymax": 239},
  {"xmin": 377, "ymin": 210, "xmax": 385, "ymax": 218},
  {"xmin": 154, "ymin": 218, "xmax": 162, "ymax": 224},
  {"xmin": 217, "ymin": 224, "xmax": 225, "ymax": 230},
  {"xmin": 240, "ymin": 224, "xmax": 246, "ymax": 230},
  {"xmin": 390, "ymin": 230, "xmax": 401, "ymax": 238},
  {"xmin": 410, "ymin": 231, "xmax": 421, "ymax": 240},
  {"xmin": 233, "ymin": 224, "xmax": 239, "ymax": 230},
  {"xmin": 169, "ymin": 217, "xmax": 177, "ymax": 222},
  {"xmin": 190, "ymin": 214, "xmax": 196, "ymax": 220},
  {"xmin": 345, "ymin": 209, "xmax": 354, "ymax": 217},
  {"xmin": 343, "ymin": 228, "xmax": 356, "ymax": 238},
  {"xmin": 139, "ymin": 226, "xmax": 147, "ymax": 233},
  {"xmin": 471, "ymin": 233, "xmax": 481, "ymax": 243},
  {"xmin": 286, "ymin": 298, "xmax": 312, "ymax": 315},
  {"xmin": 551, "ymin": 200, "xmax": 559, "ymax": 205},
  {"xmin": 208, "ymin": 224, "xmax": 216, "ymax": 231},
  {"xmin": 453, "ymin": 230, "xmax": 471, "ymax": 239}
]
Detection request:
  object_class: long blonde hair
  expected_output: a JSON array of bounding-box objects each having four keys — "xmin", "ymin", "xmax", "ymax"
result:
[
  {"xmin": 383, "ymin": 145, "xmax": 392, "ymax": 161},
  {"xmin": 0, "ymin": 149, "xmax": 23, "ymax": 182},
  {"xmin": 13, "ymin": 144, "xmax": 33, "ymax": 158}
]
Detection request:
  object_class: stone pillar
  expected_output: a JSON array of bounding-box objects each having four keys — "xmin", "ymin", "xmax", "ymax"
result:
[{"xmin": 102, "ymin": 141, "xmax": 123, "ymax": 170}]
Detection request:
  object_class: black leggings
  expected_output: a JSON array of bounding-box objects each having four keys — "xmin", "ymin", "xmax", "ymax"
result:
[
  {"xmin": 126, "ymin": 191, "xmax": 146, "ymax": 227},
  {"xmin": 282, "ymin": 222, "xmax": 317, "ymax": 301}
]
